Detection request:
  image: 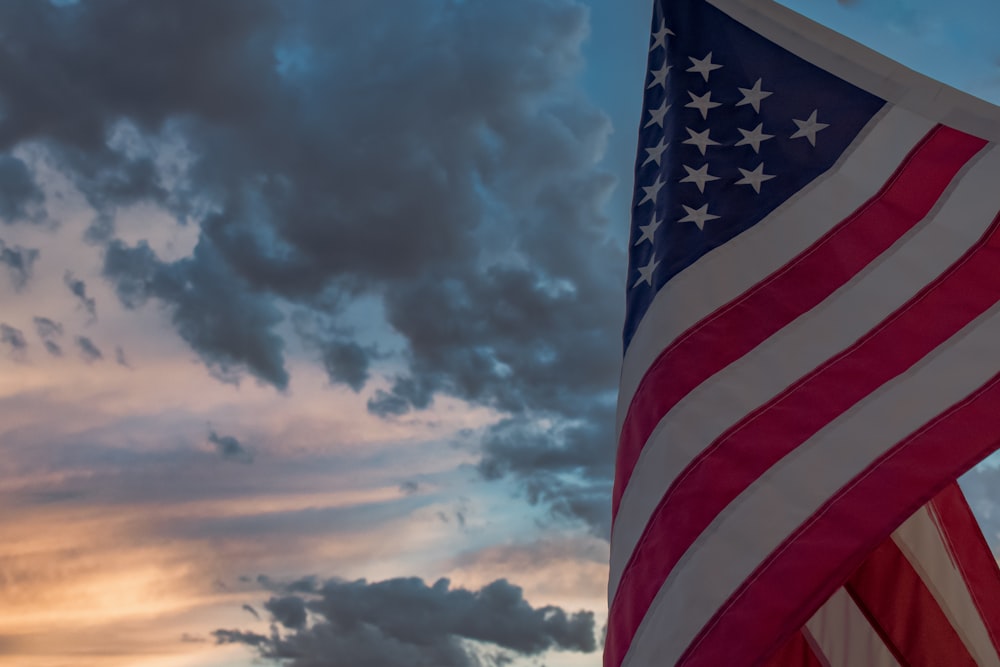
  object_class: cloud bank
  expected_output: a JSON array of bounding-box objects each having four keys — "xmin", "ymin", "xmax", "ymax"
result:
[
  {"xmin": 0, "ymin": 0, "xmax": 623, "ymax": 535},
  {"xmin": 215, "ymin": 576, "xmax": 596, "ymax": 667}
]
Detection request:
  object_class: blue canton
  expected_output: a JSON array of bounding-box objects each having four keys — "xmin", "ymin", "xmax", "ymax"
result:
[{"xmin": 623, "ymin": 0, "xmax": 886, "ymax": 351}]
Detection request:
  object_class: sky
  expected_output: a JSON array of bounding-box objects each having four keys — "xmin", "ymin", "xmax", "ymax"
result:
[{"xmin": 2, "ymin": 1, "xmax": 1000, "ymax": 666}]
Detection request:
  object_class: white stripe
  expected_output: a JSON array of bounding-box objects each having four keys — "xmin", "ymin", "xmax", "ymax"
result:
[
  {"xmin": 707, "ymin": 0, "xmax": 1000, "ymax": 143},
  {"xmin": 617, "ymin": 106, "xmax": 933, "ymax": 438},
  {"xmin": 804, "ymin": 588, "xmax": 901, "ymax": 667},
  {"xmin": 893, "ymin": 506, "xmax": 1000, "ymax": 667},
  {"xmin": 608, "ymin": 145, "xmax": 1000, "ymax": 602},
  {"xmin": 622, "ymin": 299, "xmax": 1000, "ymax": 667}
]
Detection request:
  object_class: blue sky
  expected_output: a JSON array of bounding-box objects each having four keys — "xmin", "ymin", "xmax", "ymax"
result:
[{"xmin": 0, "ymin": 1, "xmax": 999, "ymax": 666}]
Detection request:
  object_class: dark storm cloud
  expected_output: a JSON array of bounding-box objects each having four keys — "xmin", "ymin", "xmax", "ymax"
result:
[
  {"xmin": 0, "ymin": 239, "xmax": 39, "ymax": 289},
  {"xmin": 0, "ymin": 323, "xmax": 27, "ymax": 356},
  {"xmin": 105, "ymin": 238, "xmax": 288, "ymax": 388},
  {"xmin": 264, "ymin": 595, "xmax": 308, "ymax": 630},
  {"xmin": 0, "ymin": 0, "xmax": 621, "ymax": 532},
  {"xmin": 0, "ymin": 155, "xmax": 45, "ymax": 224},
  {"xmin": 75, "ymin": 335, "xmax": 102, "ymax": 362},
  {"xmin": 208, "ymin": 429, "xmax": 253, "ymax": 464},
  {"xmin": 216, "ymin": 576, "xmax": 595, "ymax": 667},
  {"xmin": 63, "ymin": 272, "xmax": 97, "ymax": 320},
  {"xmin": 478, "ymin": 408, "xmax": 614, "ymax": 538},
  {"xmin": 292, "ymin": 310, "xmax": 374, "ymax": 391}
]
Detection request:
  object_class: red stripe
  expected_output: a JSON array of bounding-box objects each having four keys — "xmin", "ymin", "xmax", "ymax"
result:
[
  {"xmin": 846, "ymin": 536, "xmax": 976, "ymax": 667},
  {"xmin": 613, "ymin": 125, "xmax": 984, "ymax": 522},
  {"xmin": 606, "ymin": 205, "xmax": 1000, "ymax": 667},
  {"xmin": 930, "ymin": 482, "xmax": 1000, "ymax": 653},
  {"xmin": 761, "ymin": 630, "xmax": 826, "ymax": 667},
  {"xmin": 676, "ymin": 364, "xmax": 1000, "ymax": 666}
]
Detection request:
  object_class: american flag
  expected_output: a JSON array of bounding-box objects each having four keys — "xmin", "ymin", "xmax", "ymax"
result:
[{"xmin": 608, "ymin": 1, "xmax": 1000, "ymax": 665}]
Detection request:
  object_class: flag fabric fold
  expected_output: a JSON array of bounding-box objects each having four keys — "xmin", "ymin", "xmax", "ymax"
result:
[{"xmin": 609, "ymin": 1, "xmax": 1000, "ymax": 665}]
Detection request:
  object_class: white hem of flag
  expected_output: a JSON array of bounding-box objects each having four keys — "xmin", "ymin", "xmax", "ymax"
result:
[{"xmin": 708, "ymin": 0, "xmax": 1000, "ymax": 142}]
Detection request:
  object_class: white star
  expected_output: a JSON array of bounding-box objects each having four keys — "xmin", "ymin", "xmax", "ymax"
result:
[
  {"xmin": 680, "ymin": 163, "xmax": 720, "ymax": 193},
  {"xmin": 634, "ymin": 214, "xmax": 662, "ymax": 246},
  {"xmin": 679, "ymin": 203, "xmax": 719, "ymax": 230},
  {"xmin": 644, "ymin": 100, "xmax": 670, "ymax": 129},
  {"xmin": 643, "ymin": 137, "xmax": 670, "ymax": 166},
  {"xmin": 682, "ymin": 127, "xmax": 720, "ymax": 156},
  {"xmin": 647, "ymin": 62, "xmax": 671, "ymax": 90},
  {"xmin": 686, "ymin": 52, "xmax": 723, "ymax": 82},
  {"xmin": 638, "ymin": 175, "xmax": 665, "ymax": 206},
  {"xmin": 736, "ymin": 78, "xmax": 772, "ymax": 113},
  {"xmin": 685, "ymin": 90, "xmax": 721, "ymax": 120},
  {"xmin": 791, "ymin": 109, "xmax": 829, "ymax": 146},
  {"xmin": 735, "ymin": 123, "xmax": 774, "ymax": 153},
  {"xmin": 735, "ymin": 163, "xmax": 776, "ymax": 193},
  {"xmin": 633, "ymin": 255, "xmax": 660, "ymax": 288},
  {"xmin": 650, "ymin": 20, "xmax": 674, "ymax": 51}
]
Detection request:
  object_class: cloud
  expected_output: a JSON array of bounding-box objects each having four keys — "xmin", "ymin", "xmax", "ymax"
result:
[
  {"xmin": 0, "ymin": 0, "xmax": 621, "ymax": 534},
  {"xmin": 478, "ymin": 411, "xmax": 614, "ymax": 538},
  {"xmin": 114, "ymin": 345, "xmax": 130, "ymax": 367},
  {"xmin": 63, "ymin": 272, "xmax": 97, "ymax": 320},
  {"xmin": 0, "ymin": 323, "xmax": 27, "ymax": 358},
  {"xmin": 208, "ymin": 429, "xmax": 253, "ymax": 464},
  {"xmin": 33, "ymin": 317, "xmax": 64, "ymax": 356},
  {"xmin": 241, "ymin": 604, "xmax": 261, "ymax": 620},
  {"xmin": 216, "ymin": 576, "xmax": 596, "ymax": 666},
  {"xmin": 0, "ymin": 240, "xmax": 39, "ymax": 290},
  {"xmin": 75, "ymin": 335, "xmax": 102, "ymax": 362},
  {"xmin": 32, "ymin": 316, "xmax": 63, "ymax": 339},
  {"xmin": 264, "ymin": 595, "xmax": 308, "ymax": 630},
  {"xmin": 105, "ymin": 238, "xmax": 289, "ymax": 388},
  {"xmin": 0, "ymin": 155, "xmax": 46, "ymax": 224}
]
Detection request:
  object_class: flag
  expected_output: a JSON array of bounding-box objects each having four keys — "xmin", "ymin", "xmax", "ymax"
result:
[
  {"xmin": 764, "ymin": 483, "xmax": 1000, "ymax": 666},
  {"xmin": 608, "ymin": 0, "xmax": 1000, "ymax": 665}
]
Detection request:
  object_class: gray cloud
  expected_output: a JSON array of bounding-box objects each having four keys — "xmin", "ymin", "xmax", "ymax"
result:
[
  {"xmin": 216, "ymin": 576, "xmax": 595, "ymax": 666},
  {"xmin": 33, "ymin": 316, "xmax": 63, "ymax": 339},
  {"xmin": 0, "ymin": 240, "xmax": 39, "ymax": 289},
  {"xmin": 0, "ymin": 0, "xmax": 621, "ymax": 534},
  {"xmin": 0, "ymin": 323, "xmax": 27, "ymax": 357},
  {"xmin": 63, "ymin": 272, "xmax": 97, "ymax": 320},
  {"xmin": 105, "ymin": 238, "xmax": 288, "ymax": 388},
  {"xmin": 34, "ymin": 316, "xmax": 64, "ymax": 356},
  {"xmin": 241, "ymin": 604, "xmax": 261, "ymax": 621},
  {"xmin": 0, "ymin": 155, "xmax": 45, "ymax": 224},
  {"xmin": 75, "ymin": 335, "xmax": 102, "ymax": 362},
  {"xmin": 114, "ymin": 345, "xmax": 129, "ymax": 367},
  {"xmin": 208, "ymin": 429, "xmax": 253, "ymax": 464}
]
